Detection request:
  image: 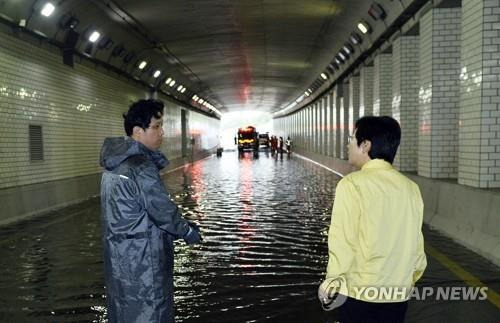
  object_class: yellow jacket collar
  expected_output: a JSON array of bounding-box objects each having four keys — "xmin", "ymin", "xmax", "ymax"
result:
[{"xmin": 361, "ymin": 159, "xmax": 393, "ymax": 170}]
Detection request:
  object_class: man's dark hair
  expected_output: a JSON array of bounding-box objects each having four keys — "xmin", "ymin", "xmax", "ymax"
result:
[
  {"xmin": 354, "ymin": 116, "xmax": 401, "ymax": 164},
  {"xmin": 123, "ymin": 99, "xmax": 164, "ymax": 136}
]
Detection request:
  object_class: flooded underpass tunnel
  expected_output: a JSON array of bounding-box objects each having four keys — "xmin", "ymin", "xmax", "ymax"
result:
[
  {"xmin": 1, "ymin": 0, "xmax": 500, "ymax": 322},
  {"xmin": 0, "ymin": 151, "xmax": 498, "ymax": 322}
]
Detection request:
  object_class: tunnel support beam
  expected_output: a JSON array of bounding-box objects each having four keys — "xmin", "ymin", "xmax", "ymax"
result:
[
  {"xmin": 349, "ymin": 75, "xmax": 361, "ymax": 148},
  {"xmin": 417, "ymin": 7, "xmax": 461, "ymax": 179},
  {"xmin": 458, "ymin": 0, "xmax": 500, "ymax": 188},
  {"xmin": 392, "ymin": 35, "xmax": 420, "ymax": 172},
  {"xmin": 360, "ymin": 65, "xmax": 374, "ymax": 116},
  {"xmin": 373, "ymin": 53, "xmax": 393, "ymax": 116}
]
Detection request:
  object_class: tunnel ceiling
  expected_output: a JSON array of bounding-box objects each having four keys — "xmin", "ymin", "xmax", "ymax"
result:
[
  {"xmin": 0, "ymin": 0, "xmax": 420, "ymax": 115},
  {"xmin": 112, "ymin": 0, "xmax": 368, "ymax": 113}
]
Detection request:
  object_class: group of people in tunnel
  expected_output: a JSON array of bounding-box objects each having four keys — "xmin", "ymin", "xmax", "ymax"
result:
[
  {"xmin": 269, "ymin": 135, "xmax": 292, "ymax": 155},
  {"xmin": 99, "ymin": 99, "xmax": 426, "ymax": 323}
]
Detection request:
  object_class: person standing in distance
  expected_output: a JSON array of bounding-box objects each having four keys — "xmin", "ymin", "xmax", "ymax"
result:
[
  {"xmin": 100, "ymin": 99, "xmax": 202, "ymax": 323},
  {"xmin": 318, "ymin": 116, "xmax": 426, "ymax": 322}
]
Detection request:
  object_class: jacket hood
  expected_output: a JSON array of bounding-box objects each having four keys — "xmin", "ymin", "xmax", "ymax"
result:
[{"xmin": 99, "ymin": 136, "xmax": 169, "ymax": 171}]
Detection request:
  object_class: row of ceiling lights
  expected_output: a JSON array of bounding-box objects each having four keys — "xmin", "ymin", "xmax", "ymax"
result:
[
  {"xmin": 277, "ymin": 2, "xmax": 386, "ymax": 116},
  {"xmin": 34, "ymin": 2, "xmax": 221, "ymax": 116}
]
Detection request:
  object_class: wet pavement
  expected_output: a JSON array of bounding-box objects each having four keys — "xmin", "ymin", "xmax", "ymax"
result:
[{"xmin": 0, "ymin": 150, "xmax": 498, "ymax": 322}]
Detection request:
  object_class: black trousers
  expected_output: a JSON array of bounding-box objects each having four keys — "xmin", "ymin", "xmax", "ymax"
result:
[{"xmin": 339, "ymin": 297, "xmax": 408, "ymax": 323}]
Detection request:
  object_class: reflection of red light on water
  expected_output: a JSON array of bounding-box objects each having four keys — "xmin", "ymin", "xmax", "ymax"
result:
[
  {"xmin": 238, "ymin": 157, "xmax": 256, "ymax": 253},
  {"xmin": 185, "ymin": 160, "xmax": 205, "ymax": 207}
]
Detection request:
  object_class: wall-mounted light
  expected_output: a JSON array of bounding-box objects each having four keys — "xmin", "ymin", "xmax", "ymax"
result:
[
  {"xmin": 343, "ymin": 43, "xmax": 354, "ymax": 55},
  {"xmin": 88, "ymin": 31, "xmax": 100, "ymax": 43},
  {"xmin": 321, "ymin": 73, "xmax": 328, "ymax": 80},
  {"xmin": 138, "ymin": 61, "xmax": 147, "ymax": 70},
  {"xmin": 349, "ymin": 32, "xmax": 362, "ymax": 45},
  {"xmin": 357, "ymin": 20, "xmax": 371, "ymax": 34},
  {"xmin": 368, "ymin": 2, "xmax": 386, "ymax": 20},
  {"xmin": 338, "ymin": 51, "xmax": 347, "ymax": 61},
  {"xmin": 41, "ymin": 3, "xmax": 55, "ymax": 17}
]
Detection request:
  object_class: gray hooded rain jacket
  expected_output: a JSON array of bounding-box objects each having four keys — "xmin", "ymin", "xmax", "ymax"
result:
[{"xmin": 100, "ymin": 136, "xmax": 190, "ymax": 323}]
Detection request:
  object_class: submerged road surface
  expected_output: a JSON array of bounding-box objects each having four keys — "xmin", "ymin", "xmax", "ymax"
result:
[{"xmin": 0, "ymin": 151, "xmax": 498, "ymax": 322}]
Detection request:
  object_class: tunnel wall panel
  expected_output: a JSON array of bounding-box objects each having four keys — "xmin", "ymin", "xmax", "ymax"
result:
[{"xmin": 0, "ymin": 30, "xmax": 220, "ymax": 225}]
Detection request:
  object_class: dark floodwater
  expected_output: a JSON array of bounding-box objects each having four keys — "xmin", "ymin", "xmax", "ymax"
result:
[
  {"xmin": 0, "ymin": 151, "xmax": 341, "ymax": 322},
  {"xmin": 1, "ymin": 151, "xmax": 499, "ymax": 322}
]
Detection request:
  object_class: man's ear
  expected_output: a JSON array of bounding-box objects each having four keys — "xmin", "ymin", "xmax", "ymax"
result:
[
  {"xmin": 132, "ymin": 126, "xmax": 144, "ymax": 137},
  {"xmin": 362, "ymin": 140, "xmax": 371, "ymax": 154}
]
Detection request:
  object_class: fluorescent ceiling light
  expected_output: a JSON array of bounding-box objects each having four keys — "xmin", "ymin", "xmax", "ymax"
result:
[
  {"xmin": 41, "ymin": 3, "xmax": 55, "ymax": 17},
  {"xmin": 357, "ymin": 21, "xmax": 370, "ymax": 34},
  {"xmin": 321, "ymin": 73, "xmax": 328, "ymax": 80},
  {"xmin": 169, "ymin": 80, "xmax": 176, "ymax": 87},
  {"xmin": 153, "ymin": 70, "xmax": 161, "ymax": 78},
  {"xmin": 88, "ymin": 31, "xmax": 100, "ymax": 43},
  {"xmin": 138, "ymin": 61, "xmax": 147, "ymax": 69},
  {"xmin": 350, "ymin": 32, "xmax": 362, "ymax": 45},
  {"xmin": 343, "ymin": 43, "xmax": 354, "ymax": 54}
]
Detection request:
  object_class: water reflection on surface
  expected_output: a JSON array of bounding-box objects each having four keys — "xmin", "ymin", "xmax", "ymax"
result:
[{"xmin": 0, "ymin": 151, "xmax": 340, "ymax": 322}]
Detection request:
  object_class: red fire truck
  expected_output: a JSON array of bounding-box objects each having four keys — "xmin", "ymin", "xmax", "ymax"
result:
[{"xmin": 237, "ymin": 126, "xmax": 258, "ymax": 152}]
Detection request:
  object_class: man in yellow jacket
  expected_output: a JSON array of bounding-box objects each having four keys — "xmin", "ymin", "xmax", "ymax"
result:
[{"xmin": 318, "ymin": 116, "xmax": 427, "ymax": 323}]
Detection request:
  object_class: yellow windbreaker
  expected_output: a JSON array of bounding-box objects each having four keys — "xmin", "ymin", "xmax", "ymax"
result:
[{"xmin": 326, "ymin": 159, "xmax": 427, "ymax": 302}]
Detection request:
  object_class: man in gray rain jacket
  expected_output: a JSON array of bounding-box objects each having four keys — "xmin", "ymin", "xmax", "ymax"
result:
[{"xmin": 99, "ymin": 99, "xmax": 201, "ymax": 323}]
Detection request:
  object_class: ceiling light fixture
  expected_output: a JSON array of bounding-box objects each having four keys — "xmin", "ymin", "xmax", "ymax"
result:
[
  {"xmin": 138, "ymin": 61, "xmax": 147, "ymax": 69},
  {"xmin": 88, "ymin": 31, "xmax": 100, "ymax": 43},
  {"xmin": 153, "ymin": 70, "xmax": 161, "ymax": 78},
  {"xmin": 321, "ymin": 73, "xmax": 328, "ymax": 80},
  {"xmin": 343, "ymin": 43, "xmax": 354, "ymax": 55},
  {"xmin": 349, "ymin": 32, "xmax": 362, "ymax": 45},
  {"xmin": 357, "ymin": 20, "xmax": 371, "ymax": 34},
  {"xmin": 338, "ymin": 51, "xmax": 347, "ymax": 61},
  {"xmin": 41, "ymin": 3, "xmax": 55, "ymax": 17}
]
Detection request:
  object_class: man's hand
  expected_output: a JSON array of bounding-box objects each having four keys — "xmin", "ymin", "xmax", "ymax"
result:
[{"xmin": 183, "ymin": 222, "xmax": 202, "ymax": 244}]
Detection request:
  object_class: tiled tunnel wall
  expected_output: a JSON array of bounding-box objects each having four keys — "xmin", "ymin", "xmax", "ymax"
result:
[
  {"xmin": 274, "ymin": 1, "xmax": 500, "ymax": 266},
  {"xmin": 0, "ymin": 29, "xmax": 220, "ymax": 223}
]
